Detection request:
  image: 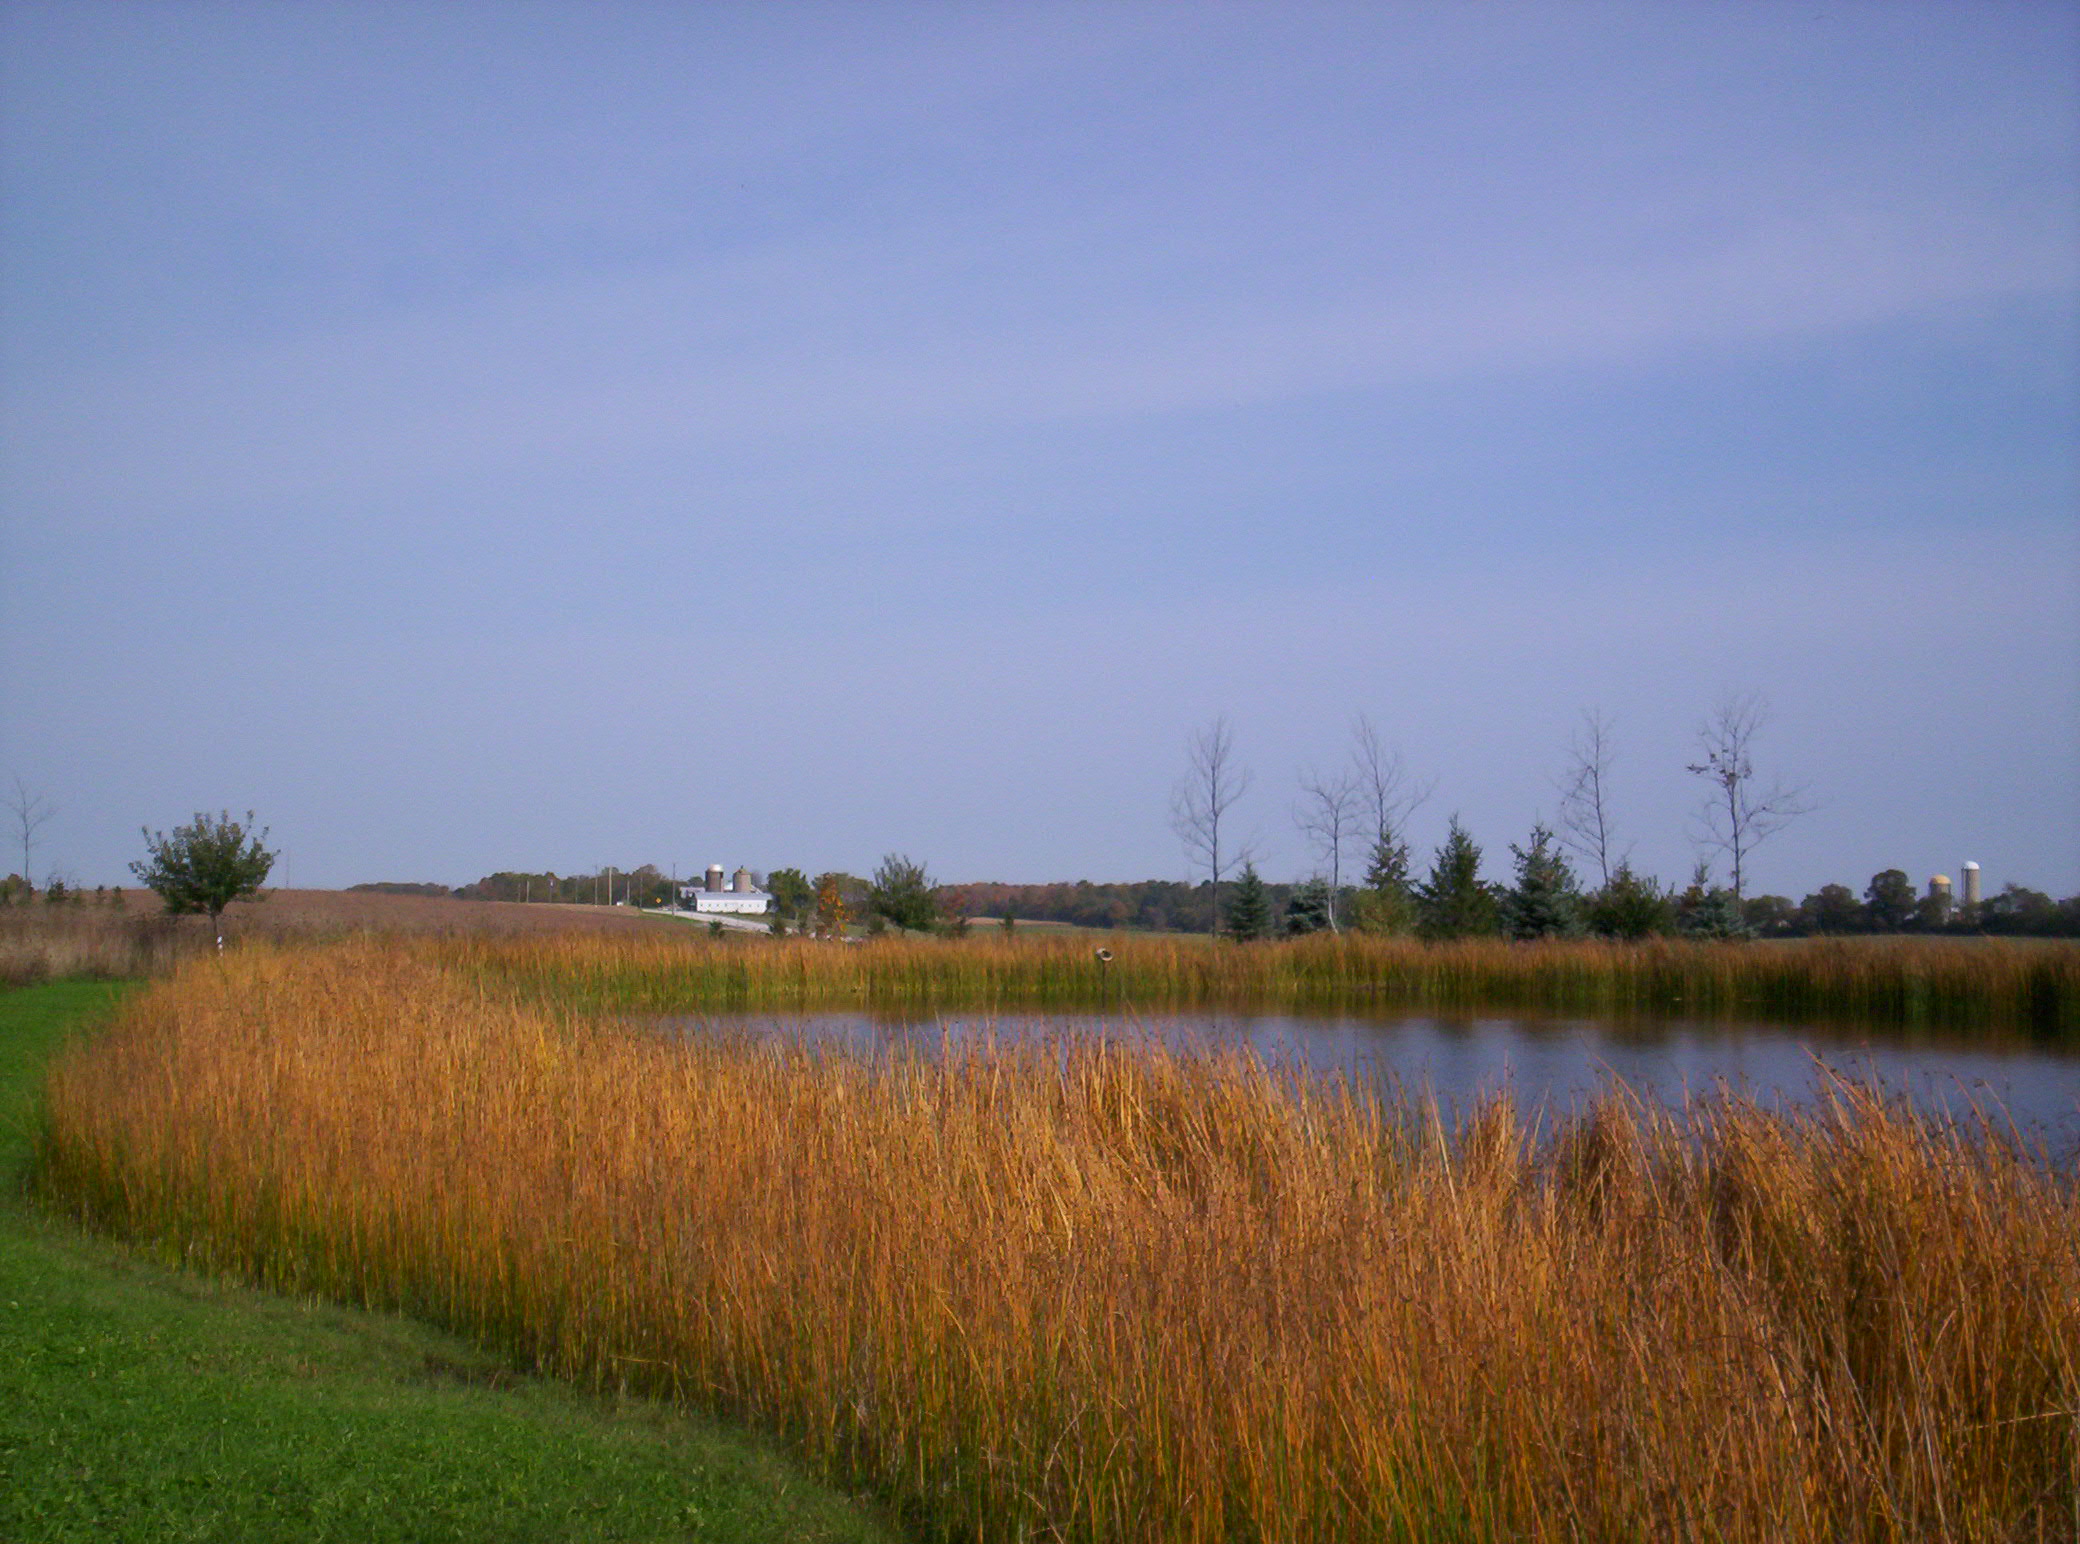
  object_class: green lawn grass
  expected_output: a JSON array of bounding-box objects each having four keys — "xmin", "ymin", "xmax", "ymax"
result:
[{"xmin": 1, "ymin": 980, "xmax": 898, "ymax": 1544}]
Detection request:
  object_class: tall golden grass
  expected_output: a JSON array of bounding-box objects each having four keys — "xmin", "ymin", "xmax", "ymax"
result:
[
  {"xmin": 0, "ymin": 888, "xmax": 678, "ymax": 985},
  {"xmin": 448, "ymin": 929, "xmax": 2080, "ymax": 1032},
  {"xmin": 37, "ymin": 943, "xmax": 2079, "ymax": 1541},
  {"xmin": 0, "ymin": 904, "xmax": 192, "ymax": 985}
]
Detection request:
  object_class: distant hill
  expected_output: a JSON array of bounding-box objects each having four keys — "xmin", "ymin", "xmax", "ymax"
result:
[{"xmin": 347, "ymin": 882, "xmax": 455, "ymax": 898}]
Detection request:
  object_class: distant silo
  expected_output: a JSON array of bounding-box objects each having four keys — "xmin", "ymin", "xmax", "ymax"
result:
[
  {"xmin": 1928, "ymin": 875, "xmax": 1952, "ymax": 919},
  {"xmin": 1962, "ymin": 862, "xmax": 1982, "ymax": 908},
  {"xmin": 706, "ymin": 863, "xmax": 725, "ymax": 893},
  {"xmin": 732, "ymin": 866, "xmax": 754, "ymax": 893}
]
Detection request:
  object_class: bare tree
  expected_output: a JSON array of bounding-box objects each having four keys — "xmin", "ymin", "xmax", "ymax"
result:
[
  {"xmin": 1686, "ymin": 692, "xmax": 1812, "ymax": 898},
  {"xmin": 1293, "ymin": 768, "xmax": 1361, "ymax": 931},
  {"xmin": 1349, "ymin": 714, "xmax": 1431, "ymax": 866},
  {"xmin": 1554, "ymin": 708, "xmax": 1626, "ymax": 889},
  {"xmin": 6, "ymin": 775, "xmax": 55, "ymax": 892},
  {"xmin": 1171, "ymin": 717, "xmax": 1254, "ymax": 935}
]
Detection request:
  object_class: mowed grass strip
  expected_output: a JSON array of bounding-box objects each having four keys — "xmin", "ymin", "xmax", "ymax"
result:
[
  {"xmin": 0, "ymin": 980, "xmax": 897, "ymax": 1544},
  {"xmin": 37, "ymin": 945, "xmax": 2080, "ymax": 1543}
]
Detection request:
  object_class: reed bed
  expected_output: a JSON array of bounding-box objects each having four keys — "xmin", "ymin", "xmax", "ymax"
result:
[
  {"xmin": 448, "ymin": 930, "xmax": 2080, "ymax": 1033},
  {"xmin": 36, "ymin": 942, "xmax": 2080, "ymax": 1542}
]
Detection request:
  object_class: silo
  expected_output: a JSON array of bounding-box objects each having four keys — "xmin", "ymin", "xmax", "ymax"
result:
[
  {"xmin": 1927, "ymin": 875, "xmax": 1952, "ymax": 920},
  {"xmin": 733, "ymin": 866, "xmax": 755, "ymax": 893},
  {"xmin": 1961, "ymin": 862, "xmax": 1981, "ymax": 908},
  {"xmin": 706, "ymin": 863, "xmax": 725, "ymax": 893}
]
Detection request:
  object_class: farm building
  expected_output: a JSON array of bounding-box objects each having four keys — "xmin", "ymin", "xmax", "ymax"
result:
[{"xmin": 678, "ymin": 863, "xmax": 770, "ymax": 915}]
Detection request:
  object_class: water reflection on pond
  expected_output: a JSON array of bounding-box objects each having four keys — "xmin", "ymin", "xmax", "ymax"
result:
[{"xmin": 653, "ymin": 1008, "xmax": 2080, "ymax": 1151}]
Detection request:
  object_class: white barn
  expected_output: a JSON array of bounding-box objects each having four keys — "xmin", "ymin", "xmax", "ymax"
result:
[{"xmin": 678, "ymin": 863, "xmax": 771, "ymax": 915}]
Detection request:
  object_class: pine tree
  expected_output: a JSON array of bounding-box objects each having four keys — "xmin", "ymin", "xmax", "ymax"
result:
[
  {"xmin": 1225, "ymin": 862, "xmax": 1272, "ymax": 941},
  {"xmin": 1352, "ymin": 833, "xmax": 1417, "ymax": 936},
  {"xmin": 1674, "ymin": 862, "xmax": 1751, "ymax": 939},
  {"xmin": 1499, "ymin": 823, "xmax": 1584, "ymax": 940},
  {"xmin": 1584, "ymin": 862, "xmax": 1674, "ymax": 939},
  {"xmin": 1283, "ymin": 878, "xmax": 1333, "ymax": 936},
  {"xmin": 1414, "ymin": 817, "xmax": 1500, "ymax": 940}
]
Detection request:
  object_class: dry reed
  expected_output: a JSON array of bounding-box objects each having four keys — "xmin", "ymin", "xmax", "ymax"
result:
[
  {"xmin": 448, "ymin": 929, "xmax": 2080, "ymax": 1034},
  {"xmin": 35, "ymin": 942, "xmax": 2080, "ymax": 1541}
]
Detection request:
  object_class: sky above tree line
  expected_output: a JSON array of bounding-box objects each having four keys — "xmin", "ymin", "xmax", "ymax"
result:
[{"xmin": 3, "ymin": 2, "xmax": 2075, "ymax": 899}]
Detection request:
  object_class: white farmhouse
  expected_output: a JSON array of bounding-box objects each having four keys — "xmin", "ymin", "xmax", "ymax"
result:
[{"xmin": 678, "ymin": 863, "xmax": 771, "ymax": 915}]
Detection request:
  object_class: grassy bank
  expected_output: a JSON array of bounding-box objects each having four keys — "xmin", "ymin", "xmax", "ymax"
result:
[
  {"xmin": 446, "ymin": 928, "xmax": 2080, "ymax": 1032},
  {"xmin": 1, "ymin": 979, "xmax": 894, "ymax": 1544},
  {"xmin": 37, "ymin": 945, "xmax": 2080, "ymax": 1542}
]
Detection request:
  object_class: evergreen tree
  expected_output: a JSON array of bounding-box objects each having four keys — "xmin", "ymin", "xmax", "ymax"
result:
[
  {"xmin": 1414, "ymin": 817, "xmax": 1500, "ymax": 940},
  {"xmin": 1499, "ymin": 823, "xmax": 1584, "ymax": 940},
  {"xmin": 1283, "ymin": 877, "xmax": 1333, "ymax": 936},
  {"xmin": 1675, "ymin": 864, "xmax": 1752, "ymax": 939},
  {"xmin": 1584, "ymin": 862, "xmax": 1674, "ymax": 939},
  {"xmin": 1225, "ymin": 862, "xmax": 1272, "ymax": 941},
  {"xmin": 1351, "ymin": 832, "xmax": 1417, "ymax": 936}
]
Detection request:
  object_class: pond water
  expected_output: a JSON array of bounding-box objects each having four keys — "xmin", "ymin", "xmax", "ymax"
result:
[{"xmin": 656, "ymin": 1008, "xmax": 2080, "ymax": 1154}]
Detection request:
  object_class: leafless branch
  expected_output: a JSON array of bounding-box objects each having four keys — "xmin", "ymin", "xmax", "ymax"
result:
[
  {"xmin": 6, "ymin": 774, "xmax": 55, "ymax": 891},
  {"xmin": 1685, "ymin": 692, "xmax": 1812, "ymax": 898},
  {"xmin": 1293, "ymin": 767, "xmax": 1362, "ymax": 931},
  {"xmin": 1171, "ymin": 717, "xmax": 1254, "ymax": 933},
  {"xmin": 1349, "ymin": 713, "xmax": 1432, "ymax": 862},
  {"xmin": 1554, "ymin": 708, "xmax": 1627, "ymax": 889}
]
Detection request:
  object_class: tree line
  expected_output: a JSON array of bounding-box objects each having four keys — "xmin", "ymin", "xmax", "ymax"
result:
[
  {"xmin": 1151, "ymin": 701, "xmax": 2080, "ymax": 941},
  {"xmin": 69, "ymin": 681, "xmax": 2068, "ymax": 948}
]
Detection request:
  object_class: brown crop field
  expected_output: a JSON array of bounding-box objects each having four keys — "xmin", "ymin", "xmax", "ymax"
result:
[{"xmin": 34, "ymin": 939, "xmax": 2080, "ymax": 1543}]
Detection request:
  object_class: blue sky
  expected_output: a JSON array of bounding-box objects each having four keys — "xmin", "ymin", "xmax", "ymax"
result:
[{"xmin": 3, "ymin": 1, "xmax": 2075, "ymax": 900}]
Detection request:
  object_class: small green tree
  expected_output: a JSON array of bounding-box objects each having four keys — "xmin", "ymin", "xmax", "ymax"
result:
[
  {"xmin": 1224, "ymin": 862, "xmax": 1272, "ymax": 941},
  {"xmin": 1499, "ymin": 823, "xmax": 1583, "ymax": 940},
  {"xmin": 131, "ymin": 809, "xmax": 277, "ymax": 952},
  {"xmin": 766, "ymin": 867, "xmax": 813, "ymax": 927},
  {"xmin": 1283, "ymin": 877, "xmax": 1334, "ymax": 936},
  {"xmin": 1584, "ymin": 863, "xmax": 1674, "ymax": 939},
  {"xmin": 1414, "ymin": 817, "xmax": 1500, "ymax": 940},
  {"xmin": 869, "ymin": 853, "xmax": 938, "ymax": 933},
  {"xmin": 1351, "ymin": 833, "xmax": 1416, "ymax": 936},
  {"xmin": 1674, "ymin": 864, "xmax": 1751, "ymax": 939}
]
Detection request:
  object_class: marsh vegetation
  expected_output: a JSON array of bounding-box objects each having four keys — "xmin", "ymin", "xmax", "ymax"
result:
[{"xmin": 34, "ymin": 938, "xmax": 2080, "ymax": 1542}]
